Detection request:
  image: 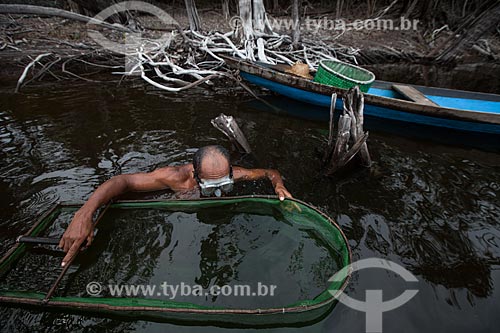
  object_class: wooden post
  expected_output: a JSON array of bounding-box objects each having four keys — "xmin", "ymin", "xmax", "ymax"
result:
[
  {"xmin": 322, "ymin": 93, "xmax": 337, "ymax": 165},
  {"xmin": 327, "ymin": 93, "xmax": 337, "ymax": 146},
  {"xmin": 211, "ymin": 114, "xmax": 252, "ymax": 154},
  {"xmin": 347, "ymin": 86, "xmax": 371, "ymax": 167},
  {"xmin": 323, "ymin": 86, "xmax": 371, "ymax": 175},
  {"xmin": 330, "ymin": 114, "xmax": 352, "ymax": 169}
]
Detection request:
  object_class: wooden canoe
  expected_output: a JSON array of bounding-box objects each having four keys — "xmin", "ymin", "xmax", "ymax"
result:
[{"xmin": 222, "ymin": 56, "xmax": 500, "ymax": 135}]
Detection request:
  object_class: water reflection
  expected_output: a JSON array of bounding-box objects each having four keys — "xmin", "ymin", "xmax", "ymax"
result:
[{"xmin": 0, "ymin": 82, "xmax": 499, "ymax": 332}]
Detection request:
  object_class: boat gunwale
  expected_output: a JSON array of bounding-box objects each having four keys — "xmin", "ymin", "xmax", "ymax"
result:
[
  {"xmin": 372, "ymin": 80, "xmax": 500, "ymax": 102},
  {"xmin": 222, "ymin": 56, "xmax": 500, "ymax": 125}
]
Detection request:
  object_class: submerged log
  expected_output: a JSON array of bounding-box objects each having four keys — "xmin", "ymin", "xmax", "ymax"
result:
[
  {"xmin": 323, "ymin": 86, "xmax": 371, "ymax": 175},
  {"xmin": 211, "ymin": 114, "xmax": 252, "ymax": 154}
]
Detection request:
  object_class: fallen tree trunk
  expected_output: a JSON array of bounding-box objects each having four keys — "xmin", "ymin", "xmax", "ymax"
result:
[{"xmin": 0, "ymin": 4, "xmax": 132, "ymax": 33}]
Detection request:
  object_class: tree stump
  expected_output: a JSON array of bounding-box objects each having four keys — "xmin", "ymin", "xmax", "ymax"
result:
[{"xmin": 323, "ymin": 86, "xmax": 371, "ymax": 175}]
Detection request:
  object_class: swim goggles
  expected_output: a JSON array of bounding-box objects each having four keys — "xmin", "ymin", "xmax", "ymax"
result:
[{"xmin": 194, "ymin": 167, "xmax": 234, "ymax": 197}]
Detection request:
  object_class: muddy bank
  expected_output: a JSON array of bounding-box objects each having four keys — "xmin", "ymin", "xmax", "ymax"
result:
[{"xmin": 0, "ymin": 10, "xmax": 499, "ymax": 93}]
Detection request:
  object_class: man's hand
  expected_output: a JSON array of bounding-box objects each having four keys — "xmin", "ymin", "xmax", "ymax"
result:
[
  {"xmin": 58, "ymin": 208, "xmax": 94, "ymax": 267},
  {"xmin": 275, "ymin": 184, "xmax": 293, "ymax": 201},
  {"xmin": 56, "ymin": 166, "xmax": 191, "ymax": 267}
]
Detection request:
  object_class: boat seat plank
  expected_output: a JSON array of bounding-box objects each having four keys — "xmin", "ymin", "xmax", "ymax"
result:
[{"xmin": 392, "ymin": 84, "xmax": 439, "ymax": 106}]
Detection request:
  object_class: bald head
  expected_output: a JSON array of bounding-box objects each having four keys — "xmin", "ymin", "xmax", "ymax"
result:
[{"xmin": 193, "ymin": 145, "xmax": 231, "ymax": 180}]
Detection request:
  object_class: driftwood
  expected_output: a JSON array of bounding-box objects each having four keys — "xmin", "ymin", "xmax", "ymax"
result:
[
  {"xmin": 323, "ymin": 86, "xmax": 371, "ymax": 175},
  {"xmin": 4, "ymin": 3, "xmax": 362, "ymax": 95},
  {"xmin": 15, "ymin": 53, "xmax": 52, "ymax": 93},
  {"xmin": 211, "ymin": 114, "xmax": 252, "ymax": 154}
]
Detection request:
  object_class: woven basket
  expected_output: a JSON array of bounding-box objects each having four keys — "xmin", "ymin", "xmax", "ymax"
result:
[{"xmin": 314, "ymin": 60, "xmax": 375, "ymax": 92}]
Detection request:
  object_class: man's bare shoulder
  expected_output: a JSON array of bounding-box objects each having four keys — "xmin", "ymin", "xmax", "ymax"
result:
[{"xmin": 151, "ymin": 163, "xmax": 194, "ymax": 185}]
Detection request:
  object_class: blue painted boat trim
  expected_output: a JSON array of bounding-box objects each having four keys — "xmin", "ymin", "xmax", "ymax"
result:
[
  {"xmin": 367, "ymin": 87, "xmax": 500, "ymax": 114},
  {"xmin": 241, "ymin": 72, "xmax": 500, "ymax": 135}
]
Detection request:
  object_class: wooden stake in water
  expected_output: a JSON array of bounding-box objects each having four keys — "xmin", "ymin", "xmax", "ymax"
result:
[
  {"xmin": 211, "ymin": 113, "xmax": 252, "ymax": 154},
  {"xmin": 323, "ymin": 86, "xmax": 372, "ymax": 174}
]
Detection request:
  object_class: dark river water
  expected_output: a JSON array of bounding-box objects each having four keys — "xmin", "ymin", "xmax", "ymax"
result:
[{"xmin": 0, "ymin": 80, "xmax": 499, "ymax": 332}]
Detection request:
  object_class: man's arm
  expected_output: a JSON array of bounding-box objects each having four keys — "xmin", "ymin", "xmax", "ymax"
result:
[
  {"xmin": 59, "ymin": 166, "xmax": 187, "ymax": 266},
  {"xmin": 233, "ymin": 167, "xmax": 292, "ymax": 201}
]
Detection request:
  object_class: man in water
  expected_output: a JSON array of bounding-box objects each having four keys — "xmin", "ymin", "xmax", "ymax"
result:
[{"xmin": 60, "ymin": 145, "xmax": 292, "ymax": 266}]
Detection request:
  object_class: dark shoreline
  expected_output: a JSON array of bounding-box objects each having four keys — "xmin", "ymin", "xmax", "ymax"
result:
[{"xmin": 1, "ymin": 13, "xmax": 499, "ymax": 94}]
